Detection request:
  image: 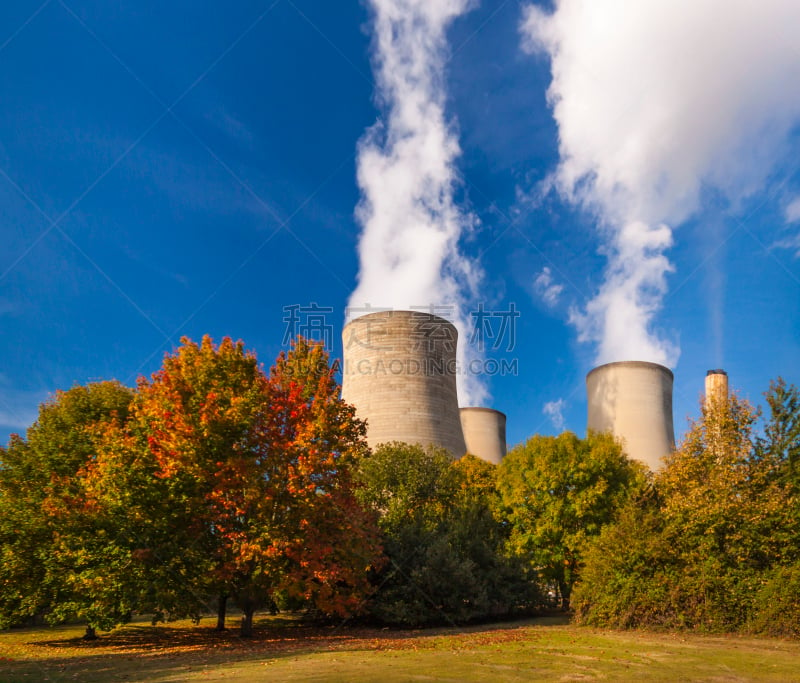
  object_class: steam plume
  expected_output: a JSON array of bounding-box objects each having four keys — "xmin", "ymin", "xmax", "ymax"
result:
[
  {"xmin": 522, "ymin": 0, "xmax": 800, "ymax": 367},
  {"xmin": 349, "ymin": 0, "xmax": 486, "ymax": 404}
]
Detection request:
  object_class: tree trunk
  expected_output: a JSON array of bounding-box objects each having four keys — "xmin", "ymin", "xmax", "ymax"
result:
[
  {"xmin": 557, "ymin": 578, "xmax": 571, "ymax": 611},
  {"xmin": 82, "ymin": 625, "xmax": 97, "ymax": 640},
  {"xmin": 216, "ymin": 594, "xmax": 228, "ymax": 631},
  {"xmin": 240, "ymin": 603, "xmax": 255, "ymax": 638}
]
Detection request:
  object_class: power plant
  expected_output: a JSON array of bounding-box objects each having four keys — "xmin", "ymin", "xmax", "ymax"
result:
[
  {"xmin": 340, "ymin": 309, "xmax": 726, "ymax": 472},
  {"xmin": 341, "ymin": 310, "xmax": 506, "ymax": 463},
  {"xmin": 586, "ymin": 361, "xmax": 676, "ymax": 471}
]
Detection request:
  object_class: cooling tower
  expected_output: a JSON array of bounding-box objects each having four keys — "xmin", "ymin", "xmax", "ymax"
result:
[
  {"xmin": 341, "ymin": 310, "xmax": 466, "ymax": 458},
  {"xmin": 705, "ymin": 369, "xmax": 728, "ymax": 407},
  {"xmin": 586, "ymin": 361, "xmax": 675, "ymax": 471},
  {"xmin": 460, "ymin": 407, "xmax": 507, "ymax": 465}
]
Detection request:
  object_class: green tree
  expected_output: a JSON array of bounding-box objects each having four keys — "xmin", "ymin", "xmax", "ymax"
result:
[
  {"xmin": 356, "ymin": 445, "xmax": 534, "ymax": 625},
  {"xmin": 572, "ymin": 491, "xmax": 675, "ymax": 628},
  {"xmin": 0, "ymin": 381, "xmax": 134, "ymax": 637},
  {"xmin": 357, "ymin": 442, "xmax": 468, "ymax": 625},
  {"xmin": 758, "ymin": 378, "xmax": 800, "ymax": 482},
  {"xmin": 451, "ymin": 454, "xmax": 539, "ymax": 618},
  {"xmin": 0, "ymin": 436, "xmax": 47, "ymax": 628},
  {"xmin": 497, "ymin": 431, "xmax": 646, "ymax": 609}
]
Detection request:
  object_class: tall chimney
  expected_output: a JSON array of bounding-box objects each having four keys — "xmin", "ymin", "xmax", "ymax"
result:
[{"xmin": 705, "ymin": 369, "xmax": 728, "ymax": 407}]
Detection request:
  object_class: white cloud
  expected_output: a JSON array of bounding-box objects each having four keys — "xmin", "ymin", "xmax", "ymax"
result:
[
  {"xmin": 771, "ymin": 195, "xmax": 800, "ymax": 258},
  {"xmin": 521, "ymin": 0, "xmax": 800, "ymax": 366},
  {"xmin": 349, "ymin": 0, "xmax": 486, "ymax": 404},
  {"xmin": 773, "ymin": 234, "xmax": 800, "ymax": 258},
  {"xmin": 543, "ymin": 398, "xmax": 566, "ymax": 431},
  {"xmin": 786, "ymin": 197, "xmax": 800, "ymax": 224},
  {"xmin": 533, "ymin": 266, "xmax": 564, "ymax": 306}
]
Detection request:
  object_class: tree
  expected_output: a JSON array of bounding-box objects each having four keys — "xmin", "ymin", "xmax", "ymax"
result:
[
  {"xmin": 0, "ymin": 381, "xmax": 134, "ymax": 637},
  {"xmin": 356, "ymin": 442, "xmax": 467, "ymax": 625},
  {"xmin": 656, "ymin": 391, "xmax": 797, "ymax": 630},
  {"xmin": 574, "ymin": 386, "xmax": 800, "ymax": 633},
  {"xmin": 87, "ymin": 336, "xmax": 382, "ymax": 637},
  {"xmin": 130, "ymin": 334, "xmax": 276, "ymax": 633},
  {"xmin": 265, "ymin": 338, "xmax": 382, "ymax": 623},
  {"xmin": 0, "ymin": 436, "xmax": 48, "ymax": 628},
  {"xmin": 497, "ymin": 431, "xmax": 646, "ymax": 609},
  {"xmin": 572, "ymin": 488, "xmax": 678, "ymax": 628},
  {"xmin": 450, "ymin": 454, "xmax": 540, "ymax": 618},
  {"xmin": 758, "ymin": 378, "xmax": 800, "ymax": 482},
  {"xmin": 356, "ymin": 445, "xmax": 534, "ymax": 625}
]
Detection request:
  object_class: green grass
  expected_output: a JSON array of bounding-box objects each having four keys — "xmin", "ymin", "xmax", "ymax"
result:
[{"xmin": 1, "ymin": 614, "xmax": 798, "ymax": 682}]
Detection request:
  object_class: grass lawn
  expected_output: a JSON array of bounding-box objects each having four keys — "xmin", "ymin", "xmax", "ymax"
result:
[{"xmin": 1, "ymin": 614, "xmax": 798, "ymax": 682}]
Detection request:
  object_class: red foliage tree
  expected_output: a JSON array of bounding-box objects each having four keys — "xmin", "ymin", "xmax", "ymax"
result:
[{"xmin": 110, "ymin": 336, "xmax": 382, "ymax": 636}]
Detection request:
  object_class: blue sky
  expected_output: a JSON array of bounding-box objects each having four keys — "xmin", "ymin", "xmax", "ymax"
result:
[{"xmin": 1, "ymin": 0, "xmax": 798, "ymax": 449}]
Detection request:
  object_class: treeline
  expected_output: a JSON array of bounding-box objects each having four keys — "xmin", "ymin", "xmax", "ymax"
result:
[
  {"xmin": 1, "ymin": 335, "xmax": 797, "ymax": 637},
  {"xmin": 0, "ymin": 335, "xmax": 644, "ymax": 637},
  {"xmin": 573, "ymin": 380, "xmax": 800, "ymax": 636}
]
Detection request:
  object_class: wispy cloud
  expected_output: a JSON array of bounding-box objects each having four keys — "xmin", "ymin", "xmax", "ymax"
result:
[
  {"xmin": 533, "ymin": 266, "xmax": 564, "ymax": 307},
  {"xmin": 773, "ymin": 235, "xmax": 800, "ymax": 258},
  {"xmin": 771, "ymin": 197, "xmax": 800, "ymax": 258},
  {"xmin": 543, "ymin": 398, "xmax": 565, "ymax": 431},
  {"xmin": 785, "ymin": 197, "xmax": 800, "ymax": 225},
  {"xmin": 773, "ymin": 196, "xmax": 800, "ymax": 257},
  {"xmin": 521, "ymin": 0, "xmax": 800, "ymax": 367},
  {"xmin": 202, "ymin": 103, "xmax": 255, "ymax": 148}
]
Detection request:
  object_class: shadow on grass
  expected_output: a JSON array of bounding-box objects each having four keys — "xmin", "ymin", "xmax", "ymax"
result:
[{"xmin": 0, "ymin": 612, "xmax": 572, "ymax": 683}]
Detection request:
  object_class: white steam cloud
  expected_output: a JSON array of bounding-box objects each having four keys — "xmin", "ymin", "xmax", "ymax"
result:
[
  {"xmin": 349, "ymin": 0, "xmax": 486, "ymax": 404},
  {"xmin": 522, "ymin": 0, "xmax": 800, "ymax": 367}
]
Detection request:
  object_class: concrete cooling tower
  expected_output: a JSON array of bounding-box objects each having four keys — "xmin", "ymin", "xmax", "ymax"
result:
[
  {"xmin": 341, "ymin": 310, "xmax": 467, "ymax": 457},
  {"xmin": 586, "ymin": 361, "xmax": 675, "ymax": 471},
  {"xmin": 460, "ymin": 407, "xmax": 507, "ymax": 465}
]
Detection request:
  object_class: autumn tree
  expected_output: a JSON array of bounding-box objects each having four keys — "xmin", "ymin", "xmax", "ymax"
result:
[
  {"xmin": 87, "ymin": 336, "xmax": 382, "ymax": 637},
  {"xmin": 0, "ymin": 381, "xmax": 134, "ymax": 637},
  {"xmin": 264, "ymin": 338, "xmax": 382, "ymax": 624},
  {"xmin": 574, "ymin": 383, "xmax": 800, "ymax": 634},
  {"xmin": 657, "ymin": 389, "xmax": 798, "ymax": 630},
  {"xmin": 497, "ymin": 431, "xmax": 647, "ymax": 609},
  {"xmin": 0, "ymin": 436, "xmax": 47, "ymax": 628}
]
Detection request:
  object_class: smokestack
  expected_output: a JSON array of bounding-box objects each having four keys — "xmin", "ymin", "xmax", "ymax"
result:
[
  {"xmin": 705, "ymin": 369, "xmax": 728, "ymax": 407},
  {"xmin": 586, "ymin": 361, "xmax": 675, "ymax": 471},
  {"xmin": 460, "ymin": 407, "xmax": 506, "ymax": 465},
  {"xmin": 341, "ymin": 310, "xmax": 466, "ymax": 458}
]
